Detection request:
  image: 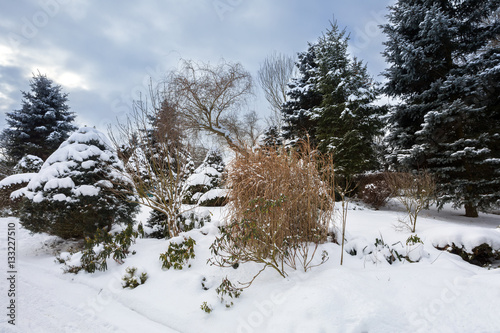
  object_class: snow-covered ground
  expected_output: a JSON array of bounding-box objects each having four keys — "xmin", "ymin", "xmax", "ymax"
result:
[{"xmin": 1, "ymin": 202, "xmax": 500, "ymax": 333}]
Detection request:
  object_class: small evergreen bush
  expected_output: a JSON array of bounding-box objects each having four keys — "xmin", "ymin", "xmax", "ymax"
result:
[
  {"xmin": 216, "ymin": 277, "xmax": 242, "ymax": 308},
  {"xmin": 71, "ymin": 224, "xmax": 140, "ymax": 273},
  {"xmin": 159, "ymin": 236, "xmax": 196, "ymax": 270},
  {"xmin": 184, "ymin": 149, "xmax": 226, "ymax": 205},
  {"xmin": 16, "ymin": 127, "xmax": 139, "ymax": 239},
  {"xmin": 122, "ymin": 267, "xmax": 148, "ymax": 289}
]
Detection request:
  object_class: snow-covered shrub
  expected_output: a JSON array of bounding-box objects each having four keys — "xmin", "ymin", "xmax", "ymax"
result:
[
  {"xmin": 122, "ymin": 267, "xmax": 148, "ymax": 289},
  {"xmin": 0, "ymin": 173, "xmax": 36, "ymax": 216},
  {"xmin": 78, "ymin": 224, "xmax": 140, "ymax": 273},
  {"xmin": 184, "ymin": 149, "xmax": 226, "ymax": 205},
  {"xmin": 198, "ymin": 188, "xmax": 229, "ymax": 207},
  {"xmin": 438, "ymin": 243, "xmax": 500, "ymax": 267},
  {"xmin": 15, "ymin": 127, "xmax": 139, "ymax": 239},
  {"xmin": 346, "ymin": 234, "xmax": 428, "ymax": 264},
  {"xmin": 159, "ymin": 236, "xmax": 196, "ymax": 270},
  {"xmin": 13, "ymin": 155, "xmax": 44, "ymax": 173},
  {"xmin": 356, "ymin": 173, "xmax": 391, "ymax": 209},
  {"xmin": 216, "ymin": 277, "xmax": 241, "ymax": 308},
  {"xmin": 210, "ymin": 145, "xmax": 334, "ymax": 280},
  {"xmin": 146, "ymin": 209, "xmax": 211, "ymax": 239}
]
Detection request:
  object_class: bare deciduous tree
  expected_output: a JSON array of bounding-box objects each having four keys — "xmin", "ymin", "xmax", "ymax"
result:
[
  {"xmin": 109, "ymin": 83, "xmax": 194, "ymax": 237},
  {"xmin": 169, "ymin": 59, "xmax": 253, "ymax": 155},
  {"xmin": 257, "ymin": 52, "xmax": 296, "ymax": 130},
  {"xmin": 384, "ymin": 171, "xmax": 435, "ymax": 233}
]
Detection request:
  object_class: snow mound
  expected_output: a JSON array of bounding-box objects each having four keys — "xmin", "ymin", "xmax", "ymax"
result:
[
  {"xmin": 198, "ymin": 188, "xmax": 229, "ymax": 203},
  {"xmin": 428, "ymin": 226, "xmax": 500, "ymax": 252}
]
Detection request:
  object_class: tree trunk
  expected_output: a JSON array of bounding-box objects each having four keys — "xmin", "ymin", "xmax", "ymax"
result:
[{"xmin": 465, "ymin": 203, "xmax": 478, "ymax": 218}]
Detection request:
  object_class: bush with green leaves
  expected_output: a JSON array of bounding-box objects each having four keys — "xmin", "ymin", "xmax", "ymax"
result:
[
  {"xmin": 122, "ymin": 267, "xmax": 148, "ymax": 289},
  {"xmin": 200, "ymin": 301, "xmax": 213, "ymax": 314},
  {"xmin": 159, "ymin": 236, "xmax": 196, "ymax": 270},
  {"xmin": 216, "ymin": 277, "xmax": 242, "ymax": 308},
  {"xmin": 63, "ymin": 224, "xmax": 140, "ymax": 274}
]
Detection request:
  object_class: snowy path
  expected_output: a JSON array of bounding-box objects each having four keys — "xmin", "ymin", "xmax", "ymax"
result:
[
  {"xmin": 1, "ymin": 204, "xmax": 500, "ymax": 333},
  {"xmin": 0, "ymin": 218, "xmax": 179, "ymax": 333}
]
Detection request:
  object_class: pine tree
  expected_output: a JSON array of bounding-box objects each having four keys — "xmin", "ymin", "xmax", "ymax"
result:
[
  {"xmin": 383, "ymin": 0, "xmax": 500, "ymax": 217},
  {"xmin": 17, "ymin": 127, "xmax": 138, "ymax": 239},
  {"xmin": 1, "ymin": 73, "xmax": 77, "ymax": 161},
  {"xmin": 282, "ymin": 22, "xmax": 383, "ymax": 177}
]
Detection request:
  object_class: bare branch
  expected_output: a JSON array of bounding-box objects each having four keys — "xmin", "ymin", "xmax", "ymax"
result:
[
  {"xmin": 169, "ymin": 59, "xmax": 254, "ymax": 155},
  {"xmin": 257, "ymin": 52, "xmax": 297, "ymax": 130}
]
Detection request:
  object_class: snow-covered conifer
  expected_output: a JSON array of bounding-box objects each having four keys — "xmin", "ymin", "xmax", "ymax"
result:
[
  {"xmin": 184, "ymin": 149, "xmax": 226, "ymax": 205},
  {"xmin": 382, "ymin": 0, "xmax": 500, "ymax": 217},
  {"xmin": 1, "ymin": 73, "xmax": 77, "ymax": 162},
  {"xmin": 16, "ymin": 127, "xmax": 138, "ymax": 239},
  {"xmin": 282, "ymin": 21, "xmax": 383, "ymax": 176}
]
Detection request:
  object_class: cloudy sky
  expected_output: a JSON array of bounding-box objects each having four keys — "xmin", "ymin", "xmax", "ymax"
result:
[{"xmin": 0, "ymin": 0, "xmax": 394, "ymax": 134}]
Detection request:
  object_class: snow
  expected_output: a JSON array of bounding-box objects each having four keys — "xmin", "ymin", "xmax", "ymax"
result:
[
  {"xmin": 1, "ymin": 202, "xmax": 499, "ymax": 332},
  {"xmin": 72, "ymin": 185, "xmax": 100, "ymax": 197},
  {"xmin": 0, "ymin": 173, "xmax": 36, "ymax": 188},
  {"xmin": 185, "ymin": 172, "xmax": 213, "ymax": 187},
  {"xmin": 198, "ymin": 189, "xmax": 229, "ymax": 203}
]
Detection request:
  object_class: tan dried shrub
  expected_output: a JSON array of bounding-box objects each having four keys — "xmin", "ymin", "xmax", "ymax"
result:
[{"xmin": 211, "ymin": 144, "xmax": 335, "ymax": 278}]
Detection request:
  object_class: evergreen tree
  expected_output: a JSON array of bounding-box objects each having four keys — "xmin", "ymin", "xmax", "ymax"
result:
[
  {"xmin": 282, "ymin": 22, "xmax": 383, "ymax": 177},
  {"xmin": 261, "ymin": 125, "xmax": 283, "ymax": 147},
  {"xmin": 383, "ymin": 0, "xmax": 500, "ymax": 217},
  {"xmin": 17, "ymin": 127, "xmax": 138, "ymax": 239},
  {"xmin": 184, "ymin": 148, "xmax": 225, "ymax": 204},
  {"xmin": 1, "ymin": 73, "xmax": 77, "ymax": 161}
]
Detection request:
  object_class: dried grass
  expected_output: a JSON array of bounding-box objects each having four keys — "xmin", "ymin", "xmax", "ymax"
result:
[{"xmin": 216, "ymin": 143, "xmax": 335, "ymax": 276}]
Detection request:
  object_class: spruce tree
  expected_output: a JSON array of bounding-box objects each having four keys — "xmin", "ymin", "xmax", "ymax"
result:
[
  {"xmin": 282, "ymin": 22, "xmax": 383, "ymax": 177},
  {"xmin": 1, "ymin": 73, "xmax": 77, "ymax": 161},
  {"xmin": 17, "ymin": 127, "xmax": 138, "ymax": 239},
  {"xmin": 184, "ymin": 148, "xmax": 225, "ymax": 205},
  {"xmin": 383, "ymin": 0, "xmax": 500, "ymax": 217}
]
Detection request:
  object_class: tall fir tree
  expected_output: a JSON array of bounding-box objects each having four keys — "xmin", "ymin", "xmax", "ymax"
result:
[
  {"xmin": 383, "ymin": 0, "xmax": 500, "ymax": 217},
  {"xmin": 1, "ymin": 73, "xmax": 77, "ymax": 162},
  {"xmin": 282, "ymin": 22, "xmax": 383, "ymax": 177}
]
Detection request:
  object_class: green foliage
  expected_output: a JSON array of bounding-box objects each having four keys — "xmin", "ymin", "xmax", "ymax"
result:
[
  {"xmin": 198, "ymin": 191, "xmax": 228, "ymax": 207},
  {"xmin": 406, "ymin": 234, "xmax": 423, "ymax": 246},
  {"xmin": 77, "ymin": 224, "xmax": 139, "ymax": 273},
  {"xmin": 348, "ymin": 234, "xmax": 427, "ymax": 264},
  {"xmin": 13, "ymin": 155, "xmax": 44, "ymax": 173},
  {"xmin": 200, "ymin": 301, "xmax": 213, "ymax": 313},
  {"xmin": 122, "ymin": 267, "xmax": 148, "ymax": 289},
  {"xmin": 159, "ymin": 236, "xmax": 196, "ymax": 270},
  {"xmin": 184, "ymin": 149, "xmax": 226, "ymax": 205},
  {"xmin": 282, "ymin": 21, "xmax": 383, "ymax": 176},
  {"xmin": 382, "ymin": 0, "xmax": 500, "ymax": 216},
  {"xmin": 216, "ymin": 277, "xmax": 242, "ymax": 308}
]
